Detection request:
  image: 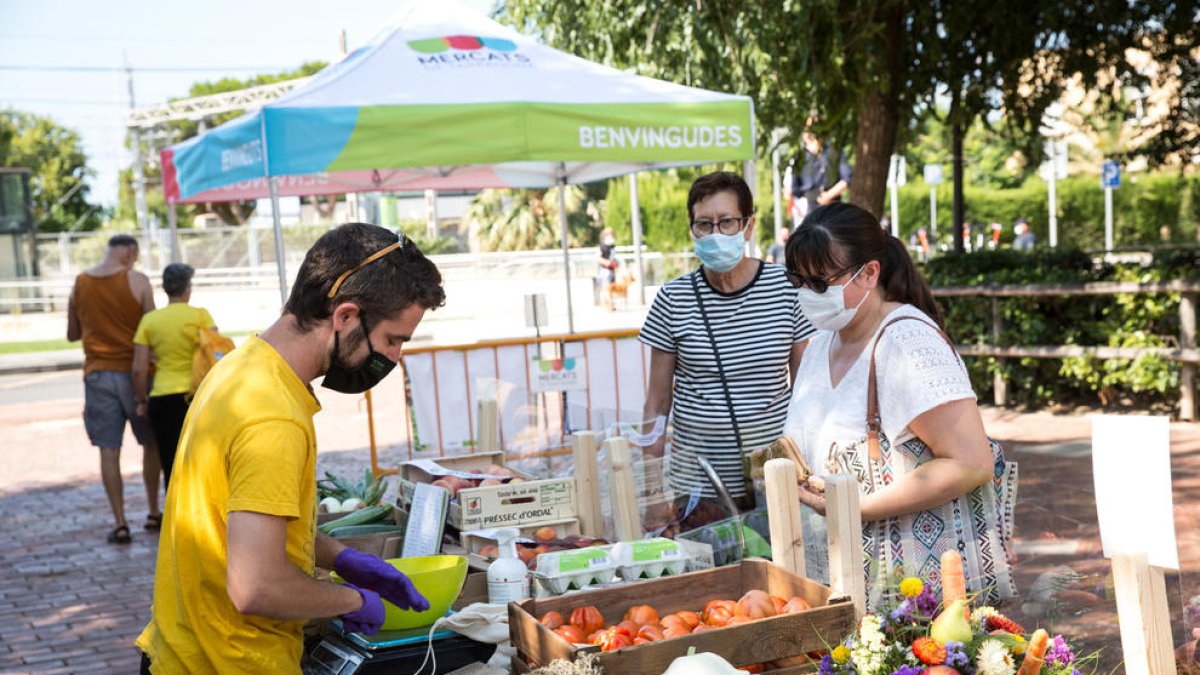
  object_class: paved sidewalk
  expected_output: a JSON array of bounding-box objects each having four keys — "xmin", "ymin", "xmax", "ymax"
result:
[
  {"xmin": 0, "ymin": 409, "xmax": 1196, "ymax": 673},
  {"xmin": 0, "ymin": 351, "xmax": 83, "ymax": 376}
]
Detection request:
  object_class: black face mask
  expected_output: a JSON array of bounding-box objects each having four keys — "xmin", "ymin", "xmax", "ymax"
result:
[{"xmin": 322, "ymin": 315, "xmax": 396, "ymax": 394}]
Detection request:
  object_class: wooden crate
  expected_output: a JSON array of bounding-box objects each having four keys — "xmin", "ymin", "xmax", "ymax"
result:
[
  {"xmin": 397, "ymin": 453, "xmax": 577, "ymax": 531},
  {"xmin": 509, "ymin": 559, "xmax": 854, "ymax": 674}
]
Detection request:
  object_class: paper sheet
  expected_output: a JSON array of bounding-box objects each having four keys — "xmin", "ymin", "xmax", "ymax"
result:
[
  {"xmin": 1091, "ymin": 415, "xmax": 1179, "ymax": 569},
  {"xmin": 402, "ymin": 483, "xmax": 449, "ymax": 559}
]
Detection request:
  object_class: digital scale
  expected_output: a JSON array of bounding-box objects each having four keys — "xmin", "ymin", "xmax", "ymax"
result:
[{"xmin": 302, "ymin": 618, "xmax": 496, "ymax": 675}]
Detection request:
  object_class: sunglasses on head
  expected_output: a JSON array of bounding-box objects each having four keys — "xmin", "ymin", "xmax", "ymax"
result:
[{"xmin": 786, "ymin": 263, "xmax": 862, "ymax": 293}]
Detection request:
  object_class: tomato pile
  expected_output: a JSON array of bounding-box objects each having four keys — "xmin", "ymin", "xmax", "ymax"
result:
[{"xmin": 539, "ymin": 589, "xmax": 817, "ymax": 656}]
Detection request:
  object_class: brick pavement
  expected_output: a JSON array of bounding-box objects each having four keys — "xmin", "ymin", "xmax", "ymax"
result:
[{"xmin": 0, "ymin": 408, "xmax": 1197, "ymax": 673}]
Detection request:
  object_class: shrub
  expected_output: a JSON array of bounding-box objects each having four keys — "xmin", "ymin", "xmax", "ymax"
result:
[{"xmin": 922, "ymin": 248, "xmax": 1197, "ymax": 411}]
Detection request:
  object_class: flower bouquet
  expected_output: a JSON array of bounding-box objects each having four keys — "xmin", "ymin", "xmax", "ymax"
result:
[{"xmin": 819, "ymin": 552, "xmax": 1095, "ymax": 675}]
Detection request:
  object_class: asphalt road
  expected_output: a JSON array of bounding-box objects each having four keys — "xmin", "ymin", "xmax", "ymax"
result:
[{"xmin": 0, "ymin": 369, "xmax": 83, "ymax": 406}]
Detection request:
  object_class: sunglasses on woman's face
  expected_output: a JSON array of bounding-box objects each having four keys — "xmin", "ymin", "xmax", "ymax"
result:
[{"xmin": 786, "ymin": 264, "xmax": 861, "ymax": 293}]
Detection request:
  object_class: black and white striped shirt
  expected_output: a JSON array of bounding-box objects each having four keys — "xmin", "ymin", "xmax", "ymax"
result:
[{"xmin": 639, "ymin": 262, "xmax": 815, "ymax": 497}]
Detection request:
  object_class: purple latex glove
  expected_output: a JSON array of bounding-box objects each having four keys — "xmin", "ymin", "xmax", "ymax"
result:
[
  {"xmin": 334, "ymin": 548, "xmax": 431, "ymax": 612},
  {"xmin": 340, "ymin": 583, "xmax": 386, "ymax": 635}
]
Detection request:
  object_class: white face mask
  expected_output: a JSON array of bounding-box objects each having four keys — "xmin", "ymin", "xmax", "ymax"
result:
[{"xmin": 797, "ymin": 265, "xmax": 871, "ymax": 332}]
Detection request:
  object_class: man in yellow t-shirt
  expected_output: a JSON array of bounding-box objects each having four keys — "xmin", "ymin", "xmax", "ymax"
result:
[
  {"xmin": 137, "ymin": 224, "xmax": 445, "ymax": 674},
  {"xmin": 133, "ymin": 262, "xmax": 215, "ymax": 490}
]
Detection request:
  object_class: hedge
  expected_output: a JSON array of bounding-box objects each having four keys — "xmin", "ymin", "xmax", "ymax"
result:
[
  {"xmin": 923, "ymin": 248, "xmax": 1199, "ymax": 411},
  {"xmin": 603, "ymin": 169, "xmax": 1200, "ymax": 255}
]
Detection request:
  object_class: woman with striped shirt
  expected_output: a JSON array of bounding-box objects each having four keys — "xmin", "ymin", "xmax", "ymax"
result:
[{"xmin": 639, "ymin": 172, "xmax": 816, "ymax": 509}]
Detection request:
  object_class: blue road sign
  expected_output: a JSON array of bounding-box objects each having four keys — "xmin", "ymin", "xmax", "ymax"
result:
[{"xmin": 1101, "ymin": 160, "xmax": 1121, "ymax": 189}]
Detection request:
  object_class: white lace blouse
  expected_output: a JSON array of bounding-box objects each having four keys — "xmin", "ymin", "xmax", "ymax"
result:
[{"xmin": 783, "ymin": 304, "xmax": 977, "ymax": 581}]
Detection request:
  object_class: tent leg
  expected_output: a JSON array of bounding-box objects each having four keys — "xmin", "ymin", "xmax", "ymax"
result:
[
  {"xmin": 557, "ymin": 181, "xmax": 575, "ymax": 334},
  {"xmin": 743, "ymin": 158, "xmax": 760, "ymax": 259},
  {"xmin": 167, "ymin": 202, "xmax": 180, "ymax": 263},
  {"xmin": 629, "ymin": 173, "xmax": 646, "ymax": 306},
  {"xmin": 269, "ymin": 177, "xmax": 288, "ymax": 306}
]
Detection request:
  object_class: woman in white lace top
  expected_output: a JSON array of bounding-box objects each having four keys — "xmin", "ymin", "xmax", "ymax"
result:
[{"xmin": 781, "ymin": 203, "xmax": 995, "ymax": 584}]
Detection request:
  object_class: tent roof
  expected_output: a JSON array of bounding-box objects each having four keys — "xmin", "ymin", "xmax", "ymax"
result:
[{"xmin": 162, "ymin": 0, "xmax": 754, "ymax": 204}]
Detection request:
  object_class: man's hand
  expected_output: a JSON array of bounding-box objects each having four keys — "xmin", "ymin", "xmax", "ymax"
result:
[
  {"xmin": 135, "ymin": 402, "xmax": 148, "ymax": 418},
  {"xmin": 816, "ymin": 191, "xmax": 834, "ymax": 206},
  {"xmin": 340, "ymin": 583, "xmax": 386, "ymax": 635},
  {"xmin": 334, "ymin": 549, "xmax": 430, "ymax": 612}
]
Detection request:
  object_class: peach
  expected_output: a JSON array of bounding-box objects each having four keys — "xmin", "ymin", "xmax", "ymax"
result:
[{"xmin": 534, "ymin": 526, "xmax": 558, "ymax": 542}]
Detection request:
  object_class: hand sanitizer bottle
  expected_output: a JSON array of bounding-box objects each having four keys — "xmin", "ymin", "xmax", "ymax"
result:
[{"xmin": 487, "ymin": 528, "xmax": 530, "ymax": 605}]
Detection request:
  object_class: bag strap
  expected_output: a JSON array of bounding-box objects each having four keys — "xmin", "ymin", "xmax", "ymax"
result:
[
  {"xmin": 689, "ymin": 270, "xmax": 747, "ymax": 464},
  {"xmin": 866, "ymin": 315, "xmax": 958, "ymax": 461}
]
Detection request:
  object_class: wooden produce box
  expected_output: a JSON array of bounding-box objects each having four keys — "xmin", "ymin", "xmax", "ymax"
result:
[
  {"xmin": 398, "ymin": 453, "xmax": 576, "ymax": 531},
  {"xmin": 509, "ymin": 559, "xmax": 855, "ymax": 674}
]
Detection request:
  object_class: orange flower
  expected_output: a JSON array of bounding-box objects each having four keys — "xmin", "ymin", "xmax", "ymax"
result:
[
  {"xmin": 912, "ymin": 637, "xmax": 947, "ymax": 665},
  {"xmin": 984, "ymin": 614, "xmax": 1026, "ymax": 635}
]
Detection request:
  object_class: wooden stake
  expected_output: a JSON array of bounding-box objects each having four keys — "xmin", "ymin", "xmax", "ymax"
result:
[
  {"xmin": 1112, "ymin": 552, "xmax": 1176, "ymax": 674},
  {"xmin": 605, "ymin": 436, "xmax": 642, "ymax": 542},
  {"xmin": 824, "ymin": 473, "xmax": 865, "ymax": 618},
  {"xmin": 764, "ymin": 458, "xmax": 806, "ymax": 577},
  {"xmin": 476, "ymin": 399, "xmax": 499, "ymax": 454},
  {"xmin": 571, "ymin": 431, "xmax": 604, "ymax": 538}
]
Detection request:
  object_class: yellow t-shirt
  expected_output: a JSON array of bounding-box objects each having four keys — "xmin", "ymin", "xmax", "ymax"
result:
[
  {"xmin": 132, "ymin": 303, "xmax": 216, "ymax": 397},
  {"xmin": 136, "ymin": 336, "xmax": 321, "ymax": 674}
]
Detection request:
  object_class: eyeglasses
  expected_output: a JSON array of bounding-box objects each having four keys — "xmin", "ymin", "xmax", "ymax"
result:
[
  {"xmin": 786, "ymin": 264, "xmax": 862, "ymax": 293},
  {"xmin": 690, "ymin": 217, "xmax": 749, "ymax": 237}
]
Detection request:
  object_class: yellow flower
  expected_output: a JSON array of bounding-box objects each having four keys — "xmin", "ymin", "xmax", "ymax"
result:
[
  {"xmin": 832, "ymin": 645, "xmax": 851, "ymax": 664},
  {"xmin": 899, "ymin": 577, "xmax": 924, "ymax": 598},
  {"xmin": 1009, "ymin": 634, "xmax": 1027, "ymax": 655}
]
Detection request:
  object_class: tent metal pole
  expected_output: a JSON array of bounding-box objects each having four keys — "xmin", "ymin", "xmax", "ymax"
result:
[
  {"xmin": 743, "ymin": 158, "xmax": 760, "ymax": 259},
  {"xmin": 269, "ymin": 177, "xmax": 288, "ymax": 306},
  {"xmin": 557, "ymin": 175, "xmax": 575, "ymax": 334},
  {"xmin": 629, "ymin": 172, "xmax": 646, "ymax": 306},
  {"xmin": 167, "ymin": 202, "xmax": 180, "ymax": 262}
]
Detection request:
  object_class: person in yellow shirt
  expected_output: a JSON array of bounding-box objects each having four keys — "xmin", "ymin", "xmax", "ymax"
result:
[
  {"xmin": 136, "ymin": 224, "xmax": 444, "ymax": 674},
  {"xmin": 132, "ymin": 262, "xmax": 215, "ymax": 494}
]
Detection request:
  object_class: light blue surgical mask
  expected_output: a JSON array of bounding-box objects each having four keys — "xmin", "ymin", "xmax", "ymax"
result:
[{"xmin": 693, "ymin": 232, "xmax": 745, "ymax": 273}]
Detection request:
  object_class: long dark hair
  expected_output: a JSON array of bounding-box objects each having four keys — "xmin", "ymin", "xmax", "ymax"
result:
[{"xmin": 785, "ymin": 203, "xmax": 945, "ymax": 331}]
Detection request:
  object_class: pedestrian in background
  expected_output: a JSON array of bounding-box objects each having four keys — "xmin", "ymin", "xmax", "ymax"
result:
[
  {"xmin": 789, "ymin": 130, "xmax": 853, "ymax": 222},
  {"xmin": 132, "ymin": 263, "xmax": 215, "ymax": 491},
  {"xmin": 66, "ymin": 234, "xmax": 160, "ymax": 545},
  {"xmin": 597, "ymin": 227, "xmax": 618, "ymax": 311},
  {"xmin": 766, "ymin": 226, "xmax": 789, "ymax": 264},
  {"xmin": 1014, "ymin": 217, "xmax": 1036, "ymax": 250}
]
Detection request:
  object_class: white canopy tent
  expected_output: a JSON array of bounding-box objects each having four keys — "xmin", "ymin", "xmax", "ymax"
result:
[{"xmin": 160, "ymin": 0, "xmax": 756, "ymax": 329}]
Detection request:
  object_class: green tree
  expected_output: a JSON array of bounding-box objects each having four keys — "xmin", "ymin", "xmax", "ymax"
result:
[
  {"xmin": 0, "ymin": 111, "xmax": 100, "ymax": 232},
  {"xmin": 466, "ymin": 185, "xmax": 597, "ymax": 251},
  {"xmin": 500, "ymin": 1, "xmax": 1180, "ymax": 222}
]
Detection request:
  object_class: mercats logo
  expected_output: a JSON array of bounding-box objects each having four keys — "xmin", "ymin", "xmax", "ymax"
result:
[{"xmin": 408, "ymin": 34, "xmax": 531, "ymax": 68}]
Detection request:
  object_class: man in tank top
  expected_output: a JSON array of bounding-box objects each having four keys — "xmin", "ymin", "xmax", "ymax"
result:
[{"xmin": 67, "ymin": 234, "xmax": 160, "ymax": 545}]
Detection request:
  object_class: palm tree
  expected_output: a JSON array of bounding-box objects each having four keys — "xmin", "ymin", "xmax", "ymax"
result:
[{"xmin": 466, "ymin": 185, "xmax": 594, "ymax": 252}]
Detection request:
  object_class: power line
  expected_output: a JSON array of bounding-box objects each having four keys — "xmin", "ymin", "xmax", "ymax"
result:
[{"xmin": 0, "ymin": 64, "xmax": 302, "ymax": 73}]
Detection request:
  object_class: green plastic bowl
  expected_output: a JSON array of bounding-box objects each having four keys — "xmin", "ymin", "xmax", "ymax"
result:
[{"xmin": 334, "ymin": 555, "xmax": 468, "ymax": 630}]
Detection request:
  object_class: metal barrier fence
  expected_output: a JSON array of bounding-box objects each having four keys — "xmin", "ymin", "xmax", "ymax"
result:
[
  {"xmin": 3, "ymin": 225, "xmax": 686, "ymax": 312},
  {"xmin": 385, "ymin": 328, "xmax": 650, "ymax": 475}
]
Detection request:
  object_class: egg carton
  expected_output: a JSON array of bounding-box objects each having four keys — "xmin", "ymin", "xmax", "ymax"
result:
[
  {"xmin": 611, "ymin": 538, "xmax": 690, "ymax": 581},
  {"xmin": 531, "ymin": 546, "xmax": 618, "ymax": 595}
]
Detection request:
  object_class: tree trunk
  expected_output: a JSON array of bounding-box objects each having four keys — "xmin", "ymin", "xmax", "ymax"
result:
[
  {"xmin": 952, "ymin": 109, "xmax": 966, "ymax": 253},
  {"xmin": 847, "ymin": 6, "xmax": 903, "ymax": 219}
]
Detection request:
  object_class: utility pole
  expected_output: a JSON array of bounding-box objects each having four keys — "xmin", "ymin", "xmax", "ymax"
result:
[{"xmin": 125, "ymin": 55, "xmax": 152, "ymax": 267}]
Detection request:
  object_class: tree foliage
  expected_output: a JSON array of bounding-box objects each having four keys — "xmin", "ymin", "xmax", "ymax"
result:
[
  {"xmin": 0, "ymin": 110, "xmax": 100, "ymax": 233},
  {"xmin": 466, "ymin": 185, "xmax": 599, "ymax": 252},
  {"xmin": 500, "ymin": 0, "xmax": 1188, "ymax": 218}
]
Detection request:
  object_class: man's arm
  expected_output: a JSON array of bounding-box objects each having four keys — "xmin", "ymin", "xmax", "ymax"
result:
[
  {"xmin": 132, "ymin": 345, "xmax": 152, "ymax": 417},
  {"xmin": 130, "ymin": 270, "xmax": 155, "ymax": 313},
  {"xmin": 226, "ymin": 510, "xmax": 363, "ymax": 620},
  {"xmin": 315, "ymin": 531, "xmax": 348, "ymax": 570},
  {"xmin": 66, "ymin": 286, "xmax": 81, "ymax": 341}
]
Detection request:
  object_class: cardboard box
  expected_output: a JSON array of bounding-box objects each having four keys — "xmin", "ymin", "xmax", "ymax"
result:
[
  {"xmin": 398, "ymin": 453, "xmax": 577, "ymax": 531},
  {"xmin": 508, "ymin": 559, "xmax": 855, "ymax": 674},
  {"xmin": 460, "ymin": 519, "xmax": 583, "ymax": 557}
]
